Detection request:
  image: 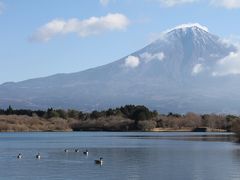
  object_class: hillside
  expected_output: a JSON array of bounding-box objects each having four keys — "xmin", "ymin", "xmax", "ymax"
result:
[{"xmin": 0, "ymin": 24, "xmax": 238, "ymax": 113}]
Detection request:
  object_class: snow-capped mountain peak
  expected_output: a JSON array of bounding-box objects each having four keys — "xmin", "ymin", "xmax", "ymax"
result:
[
  {"xmin": 137, "ymin": 23, "xmax": 233, "ymax": 77},
  {"xmin": 0, "ymin": 24, "xmax": 239, "ymax": 113},
  {"xmin": 166, "ymin": 23, "xmax": 209, "ymax": 33}
]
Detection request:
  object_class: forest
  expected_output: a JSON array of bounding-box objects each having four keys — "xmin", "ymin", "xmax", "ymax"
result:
[{"xmin": 0, "ymin": 105, "xmax": 240, "ymax": 136}]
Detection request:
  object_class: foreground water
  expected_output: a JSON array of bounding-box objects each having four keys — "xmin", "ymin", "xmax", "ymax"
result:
[{"xmin": 0, "ymin": 132, "xmax": 239, "ymax": 180}]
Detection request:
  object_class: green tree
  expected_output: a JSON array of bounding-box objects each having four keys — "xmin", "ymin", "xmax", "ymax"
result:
[
  {"xmin": 6, "ymin": 105, "xmax": 14, "ymax": 115},
  {"xmin": 45, "ymin": 108, "xmax": 59, "ymax": 119},
  {"xmin": 67, "ymin": 109, "xmax": 79, "ymax": 119},
  {"xmin": 90, "ymin": 111, "xmax": 102, "ymax": 119},
  {"xmin": 56, "ymin": 109, "xmax": 67, "ymax": 119},
  {"xmin": 131, "ymin": 106, "xmax": 152, "ymax": 121}
]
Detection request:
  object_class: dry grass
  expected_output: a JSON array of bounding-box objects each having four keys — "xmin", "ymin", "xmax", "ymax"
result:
[{"xmin": 0, "ymin": 115, "xmax": 71, "ymax": 132}]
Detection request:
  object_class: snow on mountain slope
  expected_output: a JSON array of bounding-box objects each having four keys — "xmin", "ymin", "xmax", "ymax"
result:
[{"xmin": 0, "ymin": 24, "xmax": 239, "ymax": 113}]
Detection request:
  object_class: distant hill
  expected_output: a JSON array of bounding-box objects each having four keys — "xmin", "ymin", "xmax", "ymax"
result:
[{"xmin": 0, "ymin": 24, "xmax": 239, "ymax": 113}]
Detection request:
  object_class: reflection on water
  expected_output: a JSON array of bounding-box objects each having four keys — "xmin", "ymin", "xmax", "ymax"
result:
[{"xmin": 0, "ymin": 132, "xmax": 239, "ymax": 180}]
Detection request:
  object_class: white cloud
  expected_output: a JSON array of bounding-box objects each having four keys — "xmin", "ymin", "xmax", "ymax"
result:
[
  {"xmin": 158, "ymin": 0, "xmax": 198, "ymax": 7},
  {"xmin": 125, "ymin": 56, "xmax": 140, "ymax": 68},
  {"xmin": 212, "ymin": 51, "xmax": 240, "ymax": 76},
  {"xmin": 220, "ymin": 36, "xmax": 240, "ymax": 48},
  {"xmin": 148, "ymin": 32, "xmax": 166, "ymax": 43},
  {"xmin": 210, "ymin": 0, "xmax": 240, "ymax": 9},
  {"xmin": 155, "ymin": 0, "xmax": 240, "ymax": 9},
  {"xmin": 100, "ymin": 0, "xmax": 110, "ymax": 6},
  {"xmin": 192, "ymin": 63, "xmax": 204, "ymax": 75},
  {"xmin": 210, "ymin": 54, "xmax": 221, "ymax": 58},
  {"xmin": 30, "ymin": 13, "xmax": 130, "ymax": 42},
  {"xmin": 140, "ymin": 52, "xmax": 165, "ymax": 62},
  {"xmin": 0, "ymin": 1, "xmax": 5, "ymax": 14}
]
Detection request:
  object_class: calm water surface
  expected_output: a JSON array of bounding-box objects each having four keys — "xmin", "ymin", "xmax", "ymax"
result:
[{"xmin": 0, "ymin": 132, "xmax": 239, "ymax": 180}]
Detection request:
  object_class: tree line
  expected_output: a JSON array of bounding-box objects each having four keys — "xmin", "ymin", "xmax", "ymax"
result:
[
  {"xmin": 0, "ymin": 105, "xmax": 157, "ymax": 122},
  {"xmin": 1, "ymin": 105, "xmax": 240, "ymax": 134}
]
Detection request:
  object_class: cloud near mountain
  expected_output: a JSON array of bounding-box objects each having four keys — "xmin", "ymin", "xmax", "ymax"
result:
[
  {"xmin": 124, "ymin": 56, "xmax": 140, "ymax": 68},
  {"xmin": 213, "ymin": 50, "xmax": 240, "ymax": 76},
  {"xmin": 192, "ymin": 64, "xmax": 204, "ymax": 75},
  {"xmin": 140, "ymin": 52, "xmax": 165, "ymax": 62},
  {"xmin": 2, "ymin": 23, "xmax": 240, "ymax": 113}
]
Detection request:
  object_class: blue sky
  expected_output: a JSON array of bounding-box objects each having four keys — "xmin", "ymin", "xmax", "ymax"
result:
[{"xmin": 0, "ymin": 0, "xmax": 240, "ymax": 83}]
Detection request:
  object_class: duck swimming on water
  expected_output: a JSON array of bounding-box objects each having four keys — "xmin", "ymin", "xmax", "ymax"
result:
[
  {"xmin": 95, "ymin": 157, "xmax": 103, "ymax": 165},
  {"xmin": 75, "ymin": 149, "xmax": 80, "ymax": 152},
  {"xmin": 83, "ymin": 149, "xmax": 88, "ymax": 156},
  {"xmin": 36, "ymin": 153, "xmax": 41, "ymax": 159},
  {"xmin": 17, "ymin": 153, "xmax": 22, "ymax": 159},
  {"xmin": 64, "ymin": 149, "xmax": 69, "ymax": 153}
]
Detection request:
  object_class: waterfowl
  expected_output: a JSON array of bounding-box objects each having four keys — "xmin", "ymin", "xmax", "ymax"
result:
[
  {"xmin": 83, "ymin": 149, "xmax": 88, "ymax": 156},
  {"xmin": 64, "ymin": 149, "xmax": 69, "ymax": 153},
  {"xmin": 17, "ymin": 153, "xmax": 22, "ymax": 159},
  {"xmin": 95, "ymin": 157, "xmax": 103, "ymax": 165},
  {"xmin": 36, "ymin": 153, "xmax": 41, "ymax": 159},
  {"xmin": 75, "ymin": 149, "xmax": 80, "ymax": 152}
]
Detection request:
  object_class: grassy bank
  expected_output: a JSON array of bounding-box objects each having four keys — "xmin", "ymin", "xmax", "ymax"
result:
[
  {"xmin": 0, "ymin": 115, "xmax": 235, "ymax": 133},
  {"xmin": 0, "ymin": 105, "xmax": 240, "ymax": 133},
  {"xmin": 0, "ymin": 115, "xmax": 72, "ymax": 132}
]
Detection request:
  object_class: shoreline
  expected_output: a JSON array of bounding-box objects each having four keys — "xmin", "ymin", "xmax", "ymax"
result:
[
  {"xmin": 151, "ymin": 127, "xmax": 227, "ymax": 132},
  {"xmin": 0, "ymin": 128, "xmax": 229, "ymax": 133}
]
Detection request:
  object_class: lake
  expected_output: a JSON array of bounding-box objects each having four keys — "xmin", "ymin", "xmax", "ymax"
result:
[{"xmin": 0, "ymin": 132, "xmax": 239, "ymax": 180}]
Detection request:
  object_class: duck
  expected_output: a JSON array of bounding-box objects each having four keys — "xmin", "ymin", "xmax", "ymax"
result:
[
  {"xmin": 83, "ymin": 149, "xmax": 88, "ymax": 156},
  {"xmin": 95, "ymin": 157, "xmax": 103, "ymax": 165},
  {"xmin": 64, "ymin": 149, "xmax": 69, "ymax": 153},
  {"xmin": 36, "ymin": 153, "xmax": 41, "ymax": 159},
  {"xmin": 75, "ymin": 149, "xmax": 80, "ymax": 152},
  {"xmin": 17, "ymin": 153, "xmax": 22, "ymax": 159}
]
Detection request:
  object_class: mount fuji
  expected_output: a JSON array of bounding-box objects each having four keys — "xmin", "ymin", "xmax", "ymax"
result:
[{"xmin": 1, "ymin": 23, "xmax": 239, "ymax": 113}]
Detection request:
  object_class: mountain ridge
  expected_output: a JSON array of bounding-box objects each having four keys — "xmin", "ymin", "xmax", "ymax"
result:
[{"xmin": 0, "ymin": 24, "xmax": 239, "ymax": 113}]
